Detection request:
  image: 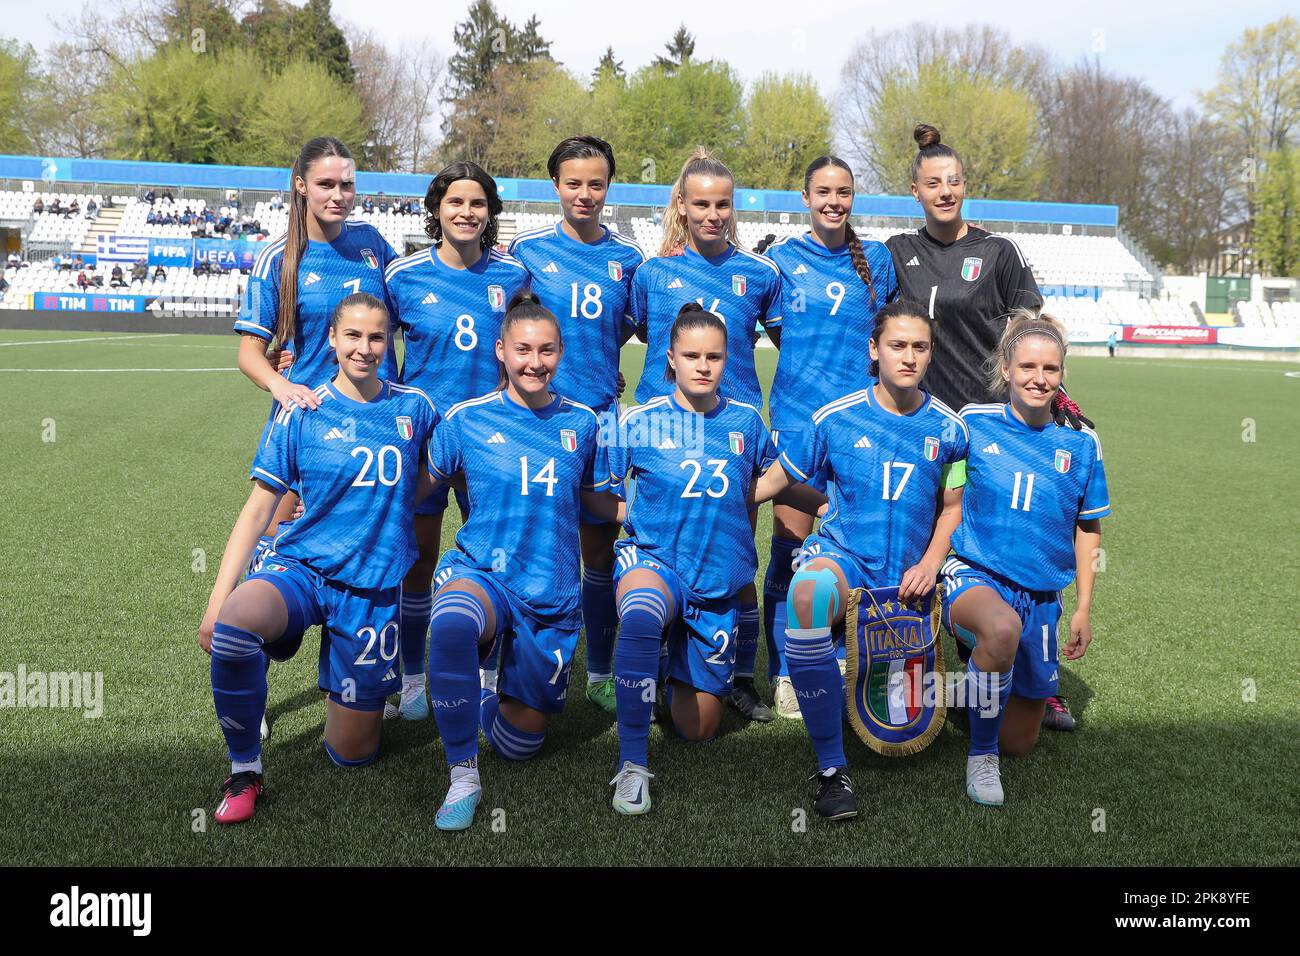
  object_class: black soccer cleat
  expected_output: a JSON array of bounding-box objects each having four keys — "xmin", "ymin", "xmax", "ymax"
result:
[
  {"xmin": 811, "ymin": 767, "xmax": 858, "ymax": 821},
  {"xmin": 729, "ymin": 677, "xmax": 775, "ymax": 723}
]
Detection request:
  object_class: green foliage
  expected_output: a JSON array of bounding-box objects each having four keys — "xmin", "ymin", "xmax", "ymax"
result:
[
  {"xmin": 593, "ymin": 46, "xmax": 624, "ymax": 83},
  {"xmin": 102, "ymin": 45, "xmax": 224, "ymax": 163},
  {"xmin": 0, "ymin": 37, "xmax": 39, "ymax": 154},
  {"xmin": 737, "ymin": 74, "xmax": 832, "ymax": 190},
  {"xmin": 653, "ymin": 25, "xmax": 695, "ymax": 74},
  {"xmin": 160, "ymin": 0, "xmax": 243, "ymax": 54},
  {"xmin": 1255, "ymin": 148, "xmax": 1300, "ymax": 276},
  {"xmin": 240, "ymin": 58, "xmax": 367, "ymax": 166},
  {"xmin": 242, "ymin": 0, "xmax": 354, "ymax": 85}
]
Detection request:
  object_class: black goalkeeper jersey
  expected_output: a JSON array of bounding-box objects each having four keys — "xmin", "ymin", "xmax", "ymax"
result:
[{"xmin": 886, "ymin": 225, "xmax": 1042, "ymax": 412}]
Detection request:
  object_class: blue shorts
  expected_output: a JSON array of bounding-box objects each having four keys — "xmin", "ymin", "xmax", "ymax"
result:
[
  {"xmin": 793, "ymin": 534, "xmax": 891, "ymax": 591},
  {"xmin": 434, "ymin": 552, "xmax": 579, "ymax": 715},
  {"xmin": 772, "ymin": 428, "xmax": 829, "ymax": 494},
  {"xmin": 416, "ymin": 482, "xmax": 469, "ymax": 518},
  {"xmin": 249, "ymin": 553, "xmax": 401, "ymax": 711},
  {"xmin": 940, "ymin": 556, "xmax": 1063, "ymax": 699},
  {"xmin": 613, "ymin": 541, "xmax": 739, "ymax": 696}
]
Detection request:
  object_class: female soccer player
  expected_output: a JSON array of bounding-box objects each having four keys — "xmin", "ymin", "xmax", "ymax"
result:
[
  {"xmin": 198, "ymin": 293, "xmax": 439, "ymax": 824},
  {"xmin": 383, "ymin": 162, "xmax": 529, "ymax": 721},
  {"xmin": 750, "ymin": 299, "xmax": 967, "ymax": 820},
  {"xmin": 942, "ymin": 309, "xmax": 1108, "ymax": 806},
  {"xmin": 630, "ymin": 149, "xmax": 783, "ymax": 719},
  {"xmin": 756, "ymin": 156, "xmax": 898, "ymax": 721},
  {"xmin": 507, "ymin": 136, "xmax": 647, "ymax": 714},
  {"xmin": 604, "ymin": 303, "xmax": 779, "ymax": 815},
  {"xmin": 424, "ymin": 292, "xmax": 615, "ymax": 831},
  {"xmin": 886, "ymin": 123, "xmax": 1090, "ymax": 730}
]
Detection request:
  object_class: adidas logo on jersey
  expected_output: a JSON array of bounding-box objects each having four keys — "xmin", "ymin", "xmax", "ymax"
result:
[
  {"xmin": 422, "ymin": 292, "xmax": 438, "ymax": 305},
  {"xmin": 793, "ymin": 264, "xmax": 809, "ymax": 275},
  {"xmin": 304, "ymin": 272, "xmax": 321, "ymax": 285},
  {"xmin": 905, "ymin": 256, "xmax": 919, "ymax": 266},
  {"xmin": 322, "ymin": 427, "xmax": 348, "ymax": 441},
  {"xmin": 854, "ymin": 435, "xmax": 872, "ymax": 448},
  {"xmin": 487, "ymin": 432, "xmax": 506, "ymax": 444},
  {"xmin": 543, "ymin": 261, "xmax": 559, "ymax": 273},
  {"xmin": 982, "ymin": 443, "xmax": 1001, "ymax": 455},
  {"xmin": 667, "ymin": 277, "xmax": 683, "ymax": 289}
]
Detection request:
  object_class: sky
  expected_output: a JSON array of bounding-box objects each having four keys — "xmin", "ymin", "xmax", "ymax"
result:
[{"xmin": 17, "ymin": 0, "xmax": 1295, "ymax": 110}]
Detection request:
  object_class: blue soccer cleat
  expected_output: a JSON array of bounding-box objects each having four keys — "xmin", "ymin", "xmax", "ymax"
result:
[{"xmin": 435, "ymin": 779, "xmax": 482, "ymax": 831}]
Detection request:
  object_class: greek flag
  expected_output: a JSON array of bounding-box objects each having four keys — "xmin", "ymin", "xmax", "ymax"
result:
[{"xmin": 97, "ymin": 235, "xmax": 150, "ymax": 264}]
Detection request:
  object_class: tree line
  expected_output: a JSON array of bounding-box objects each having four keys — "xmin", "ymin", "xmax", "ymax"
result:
[{"xmin": 0, "ymin": 1, "xmax": 1296, "ymax": 276}]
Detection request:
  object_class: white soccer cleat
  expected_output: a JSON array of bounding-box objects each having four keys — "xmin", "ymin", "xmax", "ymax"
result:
[
  {"xmin": 773, "ymin": 676, "xmax": 803, "ymax": 720},
  {"xmin": 610, "ymin": 761, "xmax": 654, "ymax": 815},
  {"xmin": 397, "ymin": 676, "xmax": 429, "ymax": 721},
  {"xmin": 966, "ymin": 753, "xmax": 1005, "ymax": 806},
  {"xmin": 259, "ymin": 715, "xmax": 271, "ymax": 742}
]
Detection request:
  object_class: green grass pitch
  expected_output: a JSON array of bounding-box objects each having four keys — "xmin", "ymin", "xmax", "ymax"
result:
[{"xmin": 0, "ymin": 329, "xmax": 1296, "ymax": 866}]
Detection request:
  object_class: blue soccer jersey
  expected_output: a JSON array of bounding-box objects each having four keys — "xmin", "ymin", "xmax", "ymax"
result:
[
  {"xmin": 508, "ymin": 223, "xmax": 646, "ymax": 412},
  {"xmin": 630, "ymin": 244, "xmax": 782, "ymax": 409},
  {"xmin": 953, "ymin": 403, "xmax": 1111, "ymax": 591},
  {"xmin": 428, "ymin": 390, "xmax": 606, "ymax": 625},
  {"xmin": 250, "ymin": 380, "xmax": 439, "ymax": 590},
  {"xmin": 607, "ymin": 394, "xmax": 777, "ymax": 602},
  {"xmin": 234, "ymin": 220, "xmax": 399, "ymax": 385},
  {"xmin": 779, "ymin": 387, "xmax": 969, "ymax": 588},
  {"xmin": 764, "ymin": 232, "xmax": 897, "ymax": 433},
  {"xmin": 385, "ymin": 246, "xmax": 530, "ymax": 412}
]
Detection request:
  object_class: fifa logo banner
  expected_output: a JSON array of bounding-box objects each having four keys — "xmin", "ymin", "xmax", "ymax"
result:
[{"xmin": 843, "ymin": 585, "xmax": 946, "ymax": 756}]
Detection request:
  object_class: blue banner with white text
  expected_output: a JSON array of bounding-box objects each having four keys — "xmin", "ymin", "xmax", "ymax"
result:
[{"xmin": 194, "ymin": 238, "xmax": 265, "ymax": 272}]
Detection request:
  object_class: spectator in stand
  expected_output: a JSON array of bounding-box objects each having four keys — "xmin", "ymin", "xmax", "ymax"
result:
[
  {"xmin": 86, "ymin": 198, "xmax": 99, "ymax": 219},
  {"xmin": 204, "ymin": 208, "xmax": 215, "ymax": 223},
  {"xmin": 51, "ymin": 253, "xmax": 63, "ymax": 270},
  {"xmin": 73, "ymin": 255, "xmax": 84, "ymax": 271},
  {"xmin": 6, "ymin": 251, "xmax": 19, "ymax": 269},
  {"xmin": 361, "ymin": 195, "xmax": 374, "ymax": 213},
  {"xmin": 144, "ymin": 189, "xmax": 156, "ymax": 204},
  {"xmin": 33, "ymin": 197, "xmax": 45, "ymax": 214},
  {"xmin": 132, "ymin": 258, "xmax": 148, "ymax": 283},
  {"xmin": 206, "ymin": 220, "xmax": 217, "ymax": 237},
  {"xmin": 50, "ymin": 198, "xmax": 63, "ymax": 216},
  {"xmin": 0, "ymin": 272, "xmax": 8, "ymax": 295},
  {"xmin": 377, "ymin": 192, "xmax": 389, "ymax": 213},
  {"xmin": 77, "ymin": 270, "xmax": 89, "ymax": 290},
  {"xmin": 163, "ymin": 189, "xmax": 174, "ymax": 203},
  {"xmin": 147, "ymin": 210, "xmax": 158, "ymax": 225},
  {"xmin": 110, "ymin": 264, "xmax": 125, "ymax": 287},
  {"xmin": 154, "ymin": 265, "xmax": 167, "ymax": 281},
  {"xmin": 68, "ymin": 198, "xmax": 80, "ymax": 216},
  {"xmin": 270, "ymin": 193, "xmax": 285, "ymax": 211}
]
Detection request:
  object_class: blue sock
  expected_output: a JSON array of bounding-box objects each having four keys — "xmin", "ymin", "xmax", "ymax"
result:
[
  {"xmin": 761, "ymin": 537, "xmax": 801, "ymax": 679},
  {"xmin": 786, "ymin": 628, "xmax": 845, "ymax": 770},
  {"xmin": 426, "ymin": 591, "xmax": 487, "ymax": 766},
  {"xmin": 733, "ymin": 601, "xmax": 761, "ymax": 679},
  {"xmin": 484, "ymin": 707, "xmax": 547, "ymax": 761},
  {"xmin": 614, "ymin": 588, "xmax": 669, "ymax": 768},
  {"xmin": 210, "ymin": 622, "xmax": 267, "ymax": 764},
  {"xmin": 582, "ymin": 567, "xmax": 617, "ymax": 679},
  {"xmin": 966, "ymin": 658, "xmax": 1014, "ymax": 756},
  {"xmin": 399, "ymin": 587, "xmax": 433, "ymax": 678}
]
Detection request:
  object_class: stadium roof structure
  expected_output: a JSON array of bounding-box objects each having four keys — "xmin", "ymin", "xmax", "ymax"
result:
[{"xmin": 1, "ymin": 154, "xmax": 1118, "ymax": 228}]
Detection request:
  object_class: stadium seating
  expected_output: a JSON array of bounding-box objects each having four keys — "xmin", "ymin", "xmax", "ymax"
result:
[
  {"xmin": 0, "ymin": 261, "xmax": 246, "ymax": 314},
  {"xmin": 1235, "ymin": 300, "xmax": 1300, "ymax": 331},
  {"xmin": 1044, "ymin": 294, "xmax": 1202, "ymax": 328}
]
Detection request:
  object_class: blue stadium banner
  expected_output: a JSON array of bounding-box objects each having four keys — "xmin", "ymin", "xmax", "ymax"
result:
[
  {"xmin": 35, "ymin": 292, "xmax": 152, "ymax": 312},
  {"xmin": 194, "ymin": 238, "xmax": 266, "ymax": 271},
  {"xmin": 149, "ymin": 239, "xmax": 194, "ymax": 267}
]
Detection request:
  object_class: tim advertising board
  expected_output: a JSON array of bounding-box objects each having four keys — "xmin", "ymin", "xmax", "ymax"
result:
[{"xmin": 35, "ymin": 292, "xmax": 151, "ymax": 312}]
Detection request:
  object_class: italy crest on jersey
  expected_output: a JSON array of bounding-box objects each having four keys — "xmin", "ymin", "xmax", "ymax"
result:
[
  {"xmin": 396, "ymin": 416, "xmax": 413, "ymax": 440},
  {"xmin": 488, "ymin": 285, "xmax": 505, "ymax": 311},
  {"xmin": 961, "ymin": 257, "xmax": 982, "ymax": 282},
  {"xmin": 729, "ymin": 431, "xmax": 744, "ymax": 455},
  {"xmin": 560, "ymin": 428, "xmax": 578, "ymax": 453},
  {"xmin": 843, "ymin": 586, "xmax": 946, "ymax": 757},
  {"xmin": 608, "ymin": 260, "xmax": 623, "ymax": 282},
  {"xmin": 361, "ymin": 248, "xmax": 379, "ymax": 270},
  {"xmin": 924, "ymin": 436, "xmax": 940, "ymax": 461},
  {"xmin": 732, "ymin": 275, "xmax": 747, "ymax": 297},
  {"xmin": 1054, "ymin": 449, "xmax": 1072, "ymax": 473}
]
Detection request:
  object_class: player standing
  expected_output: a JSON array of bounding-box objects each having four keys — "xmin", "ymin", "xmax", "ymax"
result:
[
  {"xmin": 198, "ymin": 294, "xmax": 438, "ymax": 824},
  {"xmin": 942, "ymin": 310, "xmax": 1108, "ymax": 805},
  {"xmin": 424, "ymin": 293, "xmax": 613, "ymax": 831},
  {"xmin": 755, "ymin": 156, "xmax": 898, "ymax": 721},
  {"xmin": 508, "ymin": 136, "xmax": 646, "ymax": 714},
  {"xmin": 757, "ymin": 300, "xmax": 967, "ymax": 820},
  {"xmin": 886, "ymin": 124, "xmax": 1089, "ymax": 729},
  {"xmin": 602, "ymin": 304, "xmax": 779, "ymax": 815},
  {"xmin": 383, "ymin": 162, "xmax": 529, "ymax": 720},
  {"xmin": 630, "ymin": 149, "xmax": 783, "ymax": 718}
]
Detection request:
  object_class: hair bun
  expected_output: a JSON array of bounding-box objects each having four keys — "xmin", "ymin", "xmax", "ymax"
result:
[
  {"xmin": 507, "ymin": 289, "xmax": 540, "ymax": 311},
  {"xmin": 678, "ymin": 301, "xmax": 707, "ymax": 314},
  {"xmin": 913, "ymin": 124, "xmax": 942, "ymax": 149}
]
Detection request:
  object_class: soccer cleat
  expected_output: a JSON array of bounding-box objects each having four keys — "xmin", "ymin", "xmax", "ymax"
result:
[
  {"xmin": 729, "ymin": 676, "xmax": 775, "ymax": 723},
  {"xmin": 1042, "ymin": 695, "xmax": 1076, "ymax": 732},
  {"xmin": 966, "ymin": 753, "xmax": 1005, "ymax": 806},
  {"xmin": 585, "ymin": 677, "xmax": 617, "ymax": 714},
  {"xmin": 811, "ymin": 767, "xmax": 858, "ymax": 821},
  {"xmin": 214, "ymin": 770, "xmax": 264, "ymax": 825},
  {"xmin": 610, "ymin": 761, "xmax": 654, "ymax": 815},
  {"xmin": 398, "ymin": 678, "xmax": 429, "ymax": 721},
  {"xmin": 773, "ymin": 676, "xmax": 803, "ymax": 720},
  {"xmin": 259, "ymin": 715, "xmax": 271, "ymax": 742},
  {"xmin": 435, "ymin": 778, "xmax": 482, "ymax": 831}
]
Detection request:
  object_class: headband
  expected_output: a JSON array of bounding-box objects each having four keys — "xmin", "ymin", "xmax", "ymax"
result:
[{"xmin": 1007, "ymin": 324, "xmax": 1065, "ymax": 355}]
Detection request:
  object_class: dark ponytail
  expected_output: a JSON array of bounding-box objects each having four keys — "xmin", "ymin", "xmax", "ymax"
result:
[
  {"xmin": 869, "ymin": 299, "xmax": 934, "ymax": 378},
  {"xmin": 753, "ymin": 233, "xmax": 777, "ymax": 254},
  {"xmin": 497, "ymin": 290, "xmax": 562, "ymax": 389},
  {"xmin": 803, "ymin": 155, "xmax": 875, "ymax": 304},
  {"xmin": 279, "ymin": 136, "xmax": 353, "ymax": 348},
  {"xmin": 664, "ymin": 302, "xmax": 727, "ymax": 382}
]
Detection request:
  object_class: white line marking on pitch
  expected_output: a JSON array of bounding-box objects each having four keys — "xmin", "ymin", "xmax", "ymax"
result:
[
  {"xmin": 0, "ymin": 333, "xmax": 180, "ymax": 348},
  {"xmin": 0, "ymin": 367, "xmax": 238, "ymax": 373}
]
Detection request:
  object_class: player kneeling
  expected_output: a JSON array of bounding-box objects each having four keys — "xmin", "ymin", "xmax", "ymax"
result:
[
  {"xmin": 198, "ymin": 294, "xmax": 439, "ymax": 824},
  {"xmin": 943, "ymin": 310, "xmax": 1109, "ymax": 806},
  {"xmin": 424, "ymin": 293, "xmax": 616, "ymax": 831},
  {"xmin": 601, "ymin": 304, "xmax": 793, "ymax": 815}
]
